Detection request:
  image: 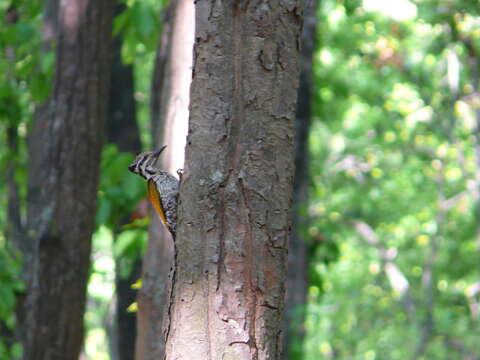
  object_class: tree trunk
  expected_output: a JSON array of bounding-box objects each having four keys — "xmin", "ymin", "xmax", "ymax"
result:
[
  {"xmin": 164, "ymin": 1, "xmax": 302, "ymax": 359},
  {"xmin": 135, "ymin": 1, "xmax": 194, "ymax": 359},
  {"xmin": 107, "ymin": 4, "xmax": 142, "ymax": 359},
  {"xmin": 22, "ymin": 0, "xmax": 113, "ymax": 359},
  {"xmin": 283, "ymin": 0, "xmax": 319, "ymax": 358},
  {"xmin": 108, "ymin": 9, "xmax": 142, "ymax": 154}
]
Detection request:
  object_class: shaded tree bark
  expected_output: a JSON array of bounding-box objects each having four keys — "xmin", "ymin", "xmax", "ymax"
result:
[
  {"xmin": 135, "ymin": 1, "xmax": 193, "ymax": 359},
  {"xmin": 21, "ymin": 0, "xmax": 113, "ymax": 359},
  {"xmin": 108, "ymin": 10, "xmax": 142, "ymax": 153},
  {"xmin": 283, "ymin": 0, "xmax": 319, "ymax": 358},
  {"xmin": 106, "ymin": 4, "xmax": 142, "ymax": 359},
  {"xmin": 164, "ymin": 1, "xmax": 302, "ymax": 358}
]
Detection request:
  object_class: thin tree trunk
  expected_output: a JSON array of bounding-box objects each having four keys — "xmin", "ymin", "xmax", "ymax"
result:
[
  {"xmin": 22, "ymin": 1, "xmax": 113, "ymax": 359},
  {"xmin": 108, "ymin": 10, "xmax": 142, "ymax": 154},
  {"xmin": 283, "ymin": 0, "xmax": 319, "ymax": 358},
  {"xmin": 135, "ymin": 1, "xmax": 194, "ymax": 359},
  {"xmin": 164, "ymin": 1, "xmax": 302, "ymax": 359},
  {"xmin": 107, "ymin": 4, "xmax": 142, "ymax": 359}
]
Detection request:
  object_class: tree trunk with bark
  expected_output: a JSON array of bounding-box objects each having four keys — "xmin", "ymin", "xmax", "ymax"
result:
[
  {"xmin": 164, "ymin": 1, "xmax": 302, "ymax": 359},
  {"xmin": 283, "ymin": 0, "xmax": 319, "ymax": 358},
  {"xmin": 22, "ymin": 1, "xmax": 113, "ymax": 359},
  {"xmin": 135, "ymin": 1, "xmax": 194, "ymax": 359}
]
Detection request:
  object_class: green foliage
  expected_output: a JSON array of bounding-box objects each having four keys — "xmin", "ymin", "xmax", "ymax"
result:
[
  {"xmin": 0, "ymin": 0, "xmax": 47, "ymax": 209},
  {"xmin": 0, "ymin": 240, "xmax": 23, "ymax": 360},
  {"xmin": 96, "ymin": 145, "xmax": 144, "ymax": 226},
  {"xmin": 95, "ymin": 144, "xmax": 147, "ymax": 277},
  {"xmin": 113, "ymin": 0, "xmax": 164, "ymax": 63},
  {"xmin": 84, "ymin": 1, "xmax": 167, "ymax": 355},
  {"xmin": 301, "ymin": 1, "xmax": 480, "ymax": 359},
  {"xmin": 0, "ymin": 0, "xmax": 52, "ymax": 110},
  {"xmin": 0, "ymin": 247, "xmax": 23, "ymax": 320},
  {"xmin": 2, "ymin": 0, "xmax": 479, "ymax": 359},
  {"xmin": 86, "ymin": 145, "xmax": 148, "ymax": 359},
  {"xmin": 111, "ymin": 1, "xmax": 164, "ymax": 149},
  {"xmin": 0, "ymin": 1, "xmax": 47, "ymax": 358},
  {"xmin": 0, "ymin": 0, "xmax": 162, "ymax": 358}
]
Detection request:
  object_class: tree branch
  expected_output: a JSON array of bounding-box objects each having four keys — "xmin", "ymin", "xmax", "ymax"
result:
[{"xmin": 351, "ymin": 220, "xmax": 416, "ymax": 316}]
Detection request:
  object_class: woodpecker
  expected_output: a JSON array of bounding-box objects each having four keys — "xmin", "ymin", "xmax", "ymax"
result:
[{"xmin": 128, "ymin": 146, "xmax": 179, "ymax": 239}]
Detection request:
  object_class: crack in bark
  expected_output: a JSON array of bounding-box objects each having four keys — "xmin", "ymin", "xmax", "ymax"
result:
[
  {"xmin": 239, "ymin": 178, "xmax": 259, "ymax": 359},
  {"xmin": 163, "ymin": 242, "xmax": 177, "ymax": 360},
  {"xmin": 217, "ymin": 172, "xmax": 232, "ymax": 293},
  {"xmin": 260, "ymin": 302, "xmax": 279, "ymax": 310},
  {"xmin": 232, "ymin": 2, "xmax": 259, "ymax": 358}
]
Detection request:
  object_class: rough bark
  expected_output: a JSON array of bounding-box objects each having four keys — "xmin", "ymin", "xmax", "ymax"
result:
[
  {"xmin": 283, "ymin": 0, "xmax": 318, "ymax": 358},
  {"xmin": 164, "ymin": 1, "xmax": 302, "ymax": 359},
  {"xmin": 135, "ymin": 1, "xmax": 194, "ymax": 359},
  {"xmin": 107, "ymin": 5, "xmax": 142, "ymax": 359},
  {"xmin": 22, "ymin": 0, "xmax": 113, "ymax": 359}
]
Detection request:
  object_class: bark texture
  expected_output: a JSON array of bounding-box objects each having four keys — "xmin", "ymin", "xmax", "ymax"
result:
[
  {"xmin": 23, "ymin": 0, "xmax": 113, "ymax": 359},
  {"xmin": 165, "ymin": 1, "xmax": 302, "ymax": 359},
  {"xmin": 135, "ymin": 1, "xmax": 194, "ymax": 359},
  {"xmin": 283, "ymin": 0, "xmax": 318, "ymax": 358}
]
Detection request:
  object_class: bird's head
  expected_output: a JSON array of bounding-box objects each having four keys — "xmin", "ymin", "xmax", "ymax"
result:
[{"xmin": 128, "ymin": 145, "xmax": 167, "ymax": 178}]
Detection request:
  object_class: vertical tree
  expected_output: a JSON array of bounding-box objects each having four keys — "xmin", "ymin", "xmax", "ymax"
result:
[
  {"xmin": 283, "ymin": 0, "xmax": 319, "ymax": 358},
  {"xmin": 164, "ymin": 1, "xmax": 302, "ymax": 358},
  {"xmin": 21, "ymin": 0, "xmax": 113, "ymax": 359},
  {"xmin": 135, "ymin": 1, "xmax": 194, "ymax": 359},
  {"xmin": 107, "ymin": 4, "xmax": 142, "ymax": 360}
]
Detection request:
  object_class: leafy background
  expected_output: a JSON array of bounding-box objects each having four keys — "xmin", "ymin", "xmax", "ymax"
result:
[{"xmin": 1, "ymin": 0, "xmax": 479, "ymax": 359}]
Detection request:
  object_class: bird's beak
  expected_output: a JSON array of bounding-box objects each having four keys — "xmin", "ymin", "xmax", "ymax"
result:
[{"xmin": 152, "ymin": 145, "xmax": 167, "ymax": 160}]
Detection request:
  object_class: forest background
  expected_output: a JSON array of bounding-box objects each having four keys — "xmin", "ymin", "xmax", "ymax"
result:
[{"xmin": 0, "ymin": 0, "xmax": 479, "ymax": 359}]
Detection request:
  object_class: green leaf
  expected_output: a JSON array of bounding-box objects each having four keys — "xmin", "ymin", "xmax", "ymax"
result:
[
  {"xmin": 30, "ymin": 73, "xmax": 51, "ymax": 102},
  {"xmin": 134, "ymin": 3, "xmax": 155, "ymax": 38},
  {"xmin": 40, "ymin": 51, "xmax": 55, "ymax": 74},
  {"xmin": 11, "ymin": 342, "xmax": 23, "ymax": 358},
  {"xmin": 0, "ymin": 286, "xmax": 15, "ymax": 315},
  {"xmin": 15, "ymin": 23, "xmax": 35, "ymax": 43},
  {"xmin": 113, "ymin": 9, "xmax": 131, "ymax": 36},
  {"xmin": 96, "ymin": 197, "xmax": 112, "ymax": 225},
  {"xmin": 114, "ymin": 230, "xmax": 144, "ymax": 257},
  {"xmin": 123, "ymin": 172, "xmax": 144, "ymax": 200}
]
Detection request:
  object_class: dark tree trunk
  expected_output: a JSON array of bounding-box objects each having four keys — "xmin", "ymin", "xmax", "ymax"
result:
[
  {"xmin": 112, "ymin": 262, "xmax": 142, "ymax": 360},
  {"xmin": 21, "ymin": 1, "xmax": 113, "ymax": 359},
  {"xmin": 164, "ymin": 1, "xmax": 302, "ymax": 358},
  {"xmin": 135, "ymin": 2, "xmax": 193, "ymax": 359},
  {"xmin": 108, "ymin": 23, "xmax": 142, "ymax": 153},
  {"xmin": 107, "ymin": 4, "xmax": 142, "ymax": 359},
  {"xmin": 283, "ymin": 0, "xmax": 319, "ymax": 358}
]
